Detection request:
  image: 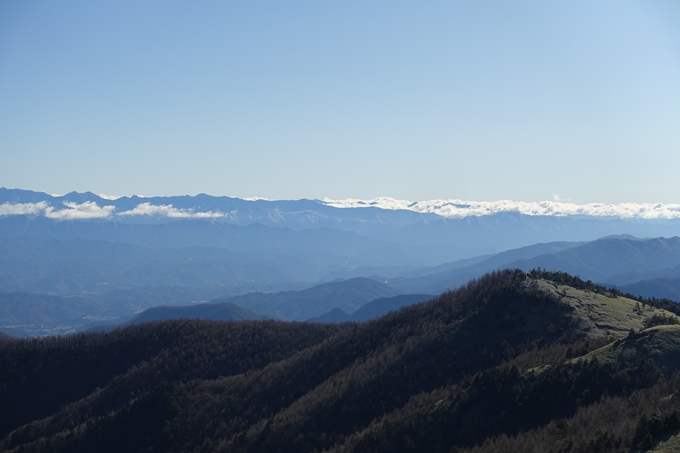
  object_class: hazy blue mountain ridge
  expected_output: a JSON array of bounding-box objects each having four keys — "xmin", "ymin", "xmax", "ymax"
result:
[
  {"xmin": 393, "ymin": 240, "xmax": 583, "ymax": 280},
  {"xmin": 306, "ymin": 294, "xmax": 435, "ymax": 323},
  {"xmin": 368, "ymin": 213, "xmax": 680, "ymax": 250},
  {"xmin": 0, "ymin": 216, "xmax": 464, "ymax": 269},
  {"xmin": 388, "ymin": 240, "xmax": 585, "ymax": 293},
  {"xmin": 619, "ymin": 275, "xmax": 680, "ymax": 301},
  {"xmin": 0, "ymin": 188, "xmax": 438, "ymax": 234},
  {"xmin": 4, "ymin": 189, "xmax": 680, "ymax": 256},
  {"xmin": 220, "ymin": 277, "xmax": 402, "ymax": 321},
  {"xmin": 390, "ymin": 236, "xmax": 680, "ymax": 297},
  {"xmin": 89, "ymin": 278, "xmax": 413, "ymax": 331},
  {"xmin": 507, "ymin": 236, "xmax": 680, "ymax": 284},
  {"xmin": 121, "ymin": 302, "xmax": 272, "ymax": 326}
]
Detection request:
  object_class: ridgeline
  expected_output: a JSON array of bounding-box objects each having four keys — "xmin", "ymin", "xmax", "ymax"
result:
[{"xmin": 2, "ymin": 270, "xmax": 680, "ymax": 452}]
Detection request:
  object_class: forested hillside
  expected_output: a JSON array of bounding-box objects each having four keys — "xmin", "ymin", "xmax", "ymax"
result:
[{"xmin": 3, "ymin": 270, "xmax": 680, "ymax": 452}]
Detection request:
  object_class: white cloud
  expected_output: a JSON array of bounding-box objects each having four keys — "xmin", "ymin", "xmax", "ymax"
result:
[
  {"xmin": 322, "ymin": 197, "xmax": 680, "ymax": 219},
  {"xmin": 44, "ymin": 202, "xmax": 116, "ymax": 219},
  {"xmin": 0, "ymin": 201, "xmax": 49, "ymax": 216},
  {"xmin": 2, "ymin": 198, "xmax": 680, "ymax": 220},
  {"xmin": 117, "ymin": 203, "xmax": 226, "ymax": 218},
  {"xmin": 98, "ymin": 193, "xmax": 122, "ymax": 200}
]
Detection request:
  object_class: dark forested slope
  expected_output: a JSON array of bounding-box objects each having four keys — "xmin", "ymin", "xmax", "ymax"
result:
[
  {"xmin": 3, "ymin": 270, "xmax": 680, "ymax": 453},
  {"xmin": 0, "ymin": 320, "xmax": 342, "ymax": 442}
]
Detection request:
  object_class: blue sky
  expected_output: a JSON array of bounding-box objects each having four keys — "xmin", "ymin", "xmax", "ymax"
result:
[{"xmin": 1, "ymin": 1, "xmax": 679, "ymax": 203}]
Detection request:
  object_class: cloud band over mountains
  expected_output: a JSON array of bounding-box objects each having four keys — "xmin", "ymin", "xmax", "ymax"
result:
[
  {"xmin": 324, "ymin": 197, "xmax": 680, "ymax": 219},
  {"xmin": 1, "ymin": 196, "xmax": 680, "ymax": 220},
  {"xmin": 0, "ymin": 201, "xmax": 226, "ymax": 220},
  {"xmin": 117, "ymin": 203, "xmax": 226, "ymax": 218}
]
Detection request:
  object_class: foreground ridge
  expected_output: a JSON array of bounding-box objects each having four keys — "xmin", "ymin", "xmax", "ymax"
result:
[{"xmin": 2, "ymin": 270, "xmax": 680, "ymax": 452}]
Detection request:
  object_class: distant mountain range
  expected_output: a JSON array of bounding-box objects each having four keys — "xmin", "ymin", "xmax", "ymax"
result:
[
  {"xmin": 2, "ymin": 188, "xmax": 680, "ymax": 337},
  {"xmin": 5, "ymin": 235, "xmax": 680, "ymax": 336},
  {"xmin": 3, "ymin": 188, "xmax": 680, "ymax": 257}
]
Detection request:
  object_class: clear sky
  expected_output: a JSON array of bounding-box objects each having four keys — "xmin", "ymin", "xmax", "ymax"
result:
[{"xmin": 1, "ymin": 1, "xmax": 679, "ymax": 203}]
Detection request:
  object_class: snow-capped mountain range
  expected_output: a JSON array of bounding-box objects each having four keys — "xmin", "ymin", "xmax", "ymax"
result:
[{"xmin": 2, "ymin": 188, "xmax": 680, "ymax": 221}]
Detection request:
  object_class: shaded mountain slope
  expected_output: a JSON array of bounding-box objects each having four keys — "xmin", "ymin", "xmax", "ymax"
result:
[
  {"xmin": 124, "ymin": 301, "xmax": 271, "ymax": 325},
  {"xmin": 619, "ymin": 272, "xmax": 680, "ymax": 302},
  {"xmin": 330, "ymin": 331, "xmax": 680, "ymax": 453},
  {"xmin": 392, "ymin": 236, "xmax": 680, "ymax": 296},
  {"xmin": 4, "ymin": 270, "xmax": 680, "ymax": 453},
  {"xmin": 307, "ymin": 294, "xmax": 435, "ymax": 323},
  {"xmin": 389, "ymin": 240, "xmax": 583, "ymax": 293},
  {"xmin": 0, "ymin": 320, "xmax": 343, "ymax": 441},
  {"xmin": 305, "ymin": 307, "xmax": 351, "ymax": 323},
  {"xmin": 510, "ymin": 236, "xmax": 680, "ymax": 284},
  {"xmin": 223, "ymin": 277, "xmax": 402, "ymax": 320}
]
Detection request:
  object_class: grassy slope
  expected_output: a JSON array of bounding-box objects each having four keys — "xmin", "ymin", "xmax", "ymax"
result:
[
  {"xmin": 580, "ymin": 325, "xmax": 680, "ymax": 371},
  {"xmin": 535, "ymin": 279, "xmax": 680, "ymax": 338},
  {"xmin": 651, "ymin": 432, "xmax": 680, "ymax": 453}
]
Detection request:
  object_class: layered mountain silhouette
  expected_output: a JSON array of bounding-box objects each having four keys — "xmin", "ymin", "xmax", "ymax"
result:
[
  {"xmin": 619, "ymin": 272, "xmax": 680, "ymax": 301},
  {"xmin": 6, "ymin": 235, "xmax": 680, "ymax": 336},
  {"xmin": 124, "ymin": 301, "xmax": 271, "ymax": 325},
  {"xmin": 391, "ymin": 236, "xmax": 680, "ymax": 297},
  {"xmin": 96, "ymin": 278, "xmax": 407, "ymax": 330},
  {"xmin": 306, "ymin": 294, "xmax": 434, "ymax": 323},
  {"xmin": 4, "ymin": 270, "xmax": 680, "ymax": 452},
  {"xmin": 4, "ymin": 188, "xmax": 680, "ymax": 260},
  {"xmin": 219, "ymin": 277, "xmax": 402, "ymax": 320},
  {"xmin": 2, "ymin": 188, "xmax": 680, "ymax": 337}
]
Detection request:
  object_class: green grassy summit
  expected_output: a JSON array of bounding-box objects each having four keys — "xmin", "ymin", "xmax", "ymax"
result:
[{"xmin": 535, "ymin": 278, "xmax": 680, "ymax": 339}]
